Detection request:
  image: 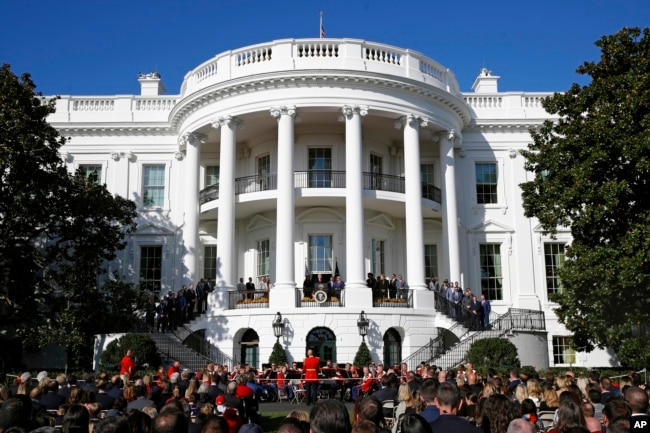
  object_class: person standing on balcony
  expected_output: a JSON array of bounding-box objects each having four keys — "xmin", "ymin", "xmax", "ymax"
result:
[
  {"xmin": 395, "ymin": 275, "xmax": 408, "ymax": 299},
  {"xmin": 304, "ymin": 348, "xmax": 321, "ymax": 406},
  {"xmin": 246, "ymin": 277, "xmax": 255, "ymax": 300},
  {"xmin": 237, "ymin": 278, "xmax": 246, "ymax": 301},
  {"xmin": 481, "ymin": 293, "xmax": 491, "ymax": 330},
  {"xmin": 303, "ymin": 275, "xmax": 314, "ymax": 299},
  {"xmin": 331, "ymin": 275, "xmax": 345, "ymax": 300},
  {"xmin": 185, "ymin": 283, "xmax": 196, "ymax": 320},
  {"xmin": 470, "ymin": 294, "xmax": 484, "ymax": 331}
]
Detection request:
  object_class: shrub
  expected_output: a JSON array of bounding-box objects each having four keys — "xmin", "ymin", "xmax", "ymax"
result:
[
  {"xmin": 100, "ymin": 334, "xmax": 161, "ymax": 372},
  {"xmin": 466, "ymin": 337, "xmax": 520, "ymax": 375},
  {"xmin": 269, "ymin": 341, "xmax": 288, "ymax": 366},
  {"xmin": 353, "ymin": 342, "xmax": 372, "ymax": 367}
]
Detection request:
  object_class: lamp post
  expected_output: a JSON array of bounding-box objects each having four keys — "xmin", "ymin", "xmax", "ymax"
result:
[
  {"xmin": 272, "ymin": 312, "xmax": 284, "ymax": 342},
  {"xmin": 357, "ymin": 310, "xmax": 369, "ymax": 342}
]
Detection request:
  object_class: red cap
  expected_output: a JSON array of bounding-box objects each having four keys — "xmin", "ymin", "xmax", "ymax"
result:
[{"xmin": 216, "ymin": 395, "xmax": 226, "ymax": 405}]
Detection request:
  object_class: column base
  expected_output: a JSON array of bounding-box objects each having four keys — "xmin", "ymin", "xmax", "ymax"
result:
[
  {"xmin": 412, "ymin": 289, "xmax": 435, "ymax": 310},
  {"xmin": 343, "ymin": 285, "xmax": 373, "ymax": 308},
  {"xmin": 269, "ymin": 285, "xmax": 297, "ymax": 310}
]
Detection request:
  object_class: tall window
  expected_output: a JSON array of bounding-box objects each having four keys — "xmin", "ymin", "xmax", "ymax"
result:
[
  {"xmin": 372, "ymin": 239, "xmax": 385, "ymax": 276},
  {"xmin": 421, "ymin": 163, "xmax": 434, "ymax": 185},
  {"xmin": 383, "ymin": 329, "xmax": 402, "ymax": 368},
  {"xmin": 257, "ymin": 239, "xmax": 270, "ymax": 277},
  {"xmin": 480, "ymin": 243, "xmax": 503, "ymax": 300},
  {"xmin": 424, "ymin": 244, "xmax": 439, "ymax": 280},
  {"xmin": 143, "ymin": 165, "xmax": 165, "ymax": 207},
  {"xmin": 79, "ymin": 164, "xmax": 102, "ymax": 184},
  {"xmin": 205, "ymin": 166, "xmax": 220, "ymax": 187},
  {"xmin": 309, "ymin": 235, "xmax": 333, "ymax": 274},
  {"xmin": 309, "ymin": 148, "xmax": 332, "ymax": 187},
  {"xmin": 552, "ymin": 336, "xmax": 575, "ymax": 365},
  {"xmin": 257, "ymin": 154, "xmax": 271, "ymax": 190},
  {"xmin": 544, "ymin": 243, "xmax": 566, "ymax": 296},
  {"xmin": 140, "ymin": 246, "xmax": 162, "ymax": 293},
  {"xmin": 476, "ymin": 162, "xmax": 498, "ymax": 204},
  {"xmin": 204, "ymin": 246, "xmax": 217, "ymax": 280}
]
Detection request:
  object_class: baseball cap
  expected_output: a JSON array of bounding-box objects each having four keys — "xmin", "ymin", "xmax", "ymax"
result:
[{"xmin": 216, "ymin": 395, "xmax": 226, "ymax": 405}]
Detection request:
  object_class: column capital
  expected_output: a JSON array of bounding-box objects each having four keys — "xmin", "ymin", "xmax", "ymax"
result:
[
  {"xmin": 270, "ymin": 106, "xmax": 297, "ymax": 120},
  {"xmin": 338, "ymin": 105, "xmax": 368, "ymax": 121},
  {"xmin": 394, "ymin": 114, "xmax": 428, "ymax": 129},
  {"xmin": 432, "ymin": 129, "xmax": 462, "ymax": 147},
  {"xmin": 211, "ymin": 116, "xmax": 244, "ymax": 129},
  {"xmin": 181, "ymin": 132, "xmax": 208, "ymax": 147}
]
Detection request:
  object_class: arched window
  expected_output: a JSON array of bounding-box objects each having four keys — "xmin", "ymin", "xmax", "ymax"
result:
[
  {"xmin": 240, "ymin": 329, "xmax": 259, "ymax": 368},
  {"xmin": 306, "ymin": 327, "xmax": 337, "ymax": 363},
  {"xmin": 383, "ymin": 328, "xmax": 401, "ymax": 367}
]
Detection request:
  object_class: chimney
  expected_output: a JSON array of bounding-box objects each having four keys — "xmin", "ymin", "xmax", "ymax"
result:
[
  {"xmin": 471, "ymin": 68, "xmax": 499, "ymax": 93},
  {"xmin": 138, "ymin": 72, "xmax": 166, "ymax": 96}
]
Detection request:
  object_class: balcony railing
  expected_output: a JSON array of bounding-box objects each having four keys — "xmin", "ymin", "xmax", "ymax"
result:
[
  {"xmin": 363, "ymin": 172, "xmax": 404, "ymax": 193},
  {"xmin": 228, "ymin": 290, "xmax": 269, "ymax": 309},
  {"xmin": 199, "ymin": 171, "xmax": 442, "ymax": 205},
  {"xmin": 372, "ymin": 288, "xmax": 413, "ymax": 308},
  {"xmin": 295, "ymin": 288, "xmax": 344, "ymax": 307},
  {"xmin": 294, "ymin": 170, "xmax": 346, "ymax": 188},
  {"xmin": 235, "ymin": 174, "xmax": 277, "ymax": 195}
]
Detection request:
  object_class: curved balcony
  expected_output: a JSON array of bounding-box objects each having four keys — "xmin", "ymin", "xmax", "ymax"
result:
[{"xmin": 199, "ymin": 171, "xmax": 441, "ymax": 205}]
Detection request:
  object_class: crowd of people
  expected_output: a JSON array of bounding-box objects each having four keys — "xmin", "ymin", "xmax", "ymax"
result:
[
  {"xmin": 2, "ymin": 356, "xmax": 648, "ymax": 433},
  {"xmin": 146, "ymin": 279, "xmax": 213, "ymax": 333}
]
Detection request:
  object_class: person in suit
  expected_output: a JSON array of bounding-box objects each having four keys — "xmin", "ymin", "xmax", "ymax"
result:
[
  {"xmin": 95, "ymin": 380, "xmax": 115, "ymax": 411},
  {"xmin": 428, "ymin": 382, "xmax": 481, "ymax": 433},
  {"xmin": 39, "ymin": 380, "xmax": 66, "ymax": 411},
  {"xmin": 372, "ymin": 375, "xmax": 398, "ymax": 418}
]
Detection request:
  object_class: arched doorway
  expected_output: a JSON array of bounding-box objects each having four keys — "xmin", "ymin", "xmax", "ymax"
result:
[
  {"xmin": 240, "ymin": 329, "xmax": 259, "ymax": 367},
  {"xmin": 306, "ymin": 327, "xmax": 336, "ymax": 364},
  {"xmin": 383, "ymin": 328, "xmax": 402, "ymax": 368}
]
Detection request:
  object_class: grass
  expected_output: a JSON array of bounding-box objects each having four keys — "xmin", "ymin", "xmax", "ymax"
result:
[{"xmin": 258, "ymin": 412, "xmax": 295, "ymax": 433}]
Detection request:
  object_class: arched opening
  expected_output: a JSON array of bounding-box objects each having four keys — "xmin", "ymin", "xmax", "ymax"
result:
[
  {"xmin": 240, "ymin": 329, "xmax": 259, "ymax": 367},
  {"xmin": 306, "ymin": 327, "xmax": 337, "ymax": 364},
  {"xmin": 383, "ymin": 328, "xmax": 402, "ymax": 367}
]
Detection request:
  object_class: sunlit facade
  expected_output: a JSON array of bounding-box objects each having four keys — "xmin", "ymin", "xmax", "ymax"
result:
[{"xmin": 50, "ymin": 38, "xmax": 617, "ymax": 369}]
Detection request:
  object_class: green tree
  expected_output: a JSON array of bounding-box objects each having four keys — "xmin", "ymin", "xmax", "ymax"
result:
[
  {"xmin": 520, "ymin": 27, "xmax": 650, "ymax": 368},
  {"xmin": 269, "ymin": 341, "xmax": 288, "ymax": 366},
  {"xmin": 466, "ymin": 338, "xmax": 520, "ymax": 374},
  {"xmin": 353, "ymin": 341, "xmax": 372, "ymax": 367},
  {"xmin": 0, "ymin": 64, "xmax": 138, "ymax": 369}
]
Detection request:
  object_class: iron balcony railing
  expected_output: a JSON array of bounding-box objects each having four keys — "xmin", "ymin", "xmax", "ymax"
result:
[
  {"xmin": 295, "ymin": 288, "xmax": 345, "ymax": 307},
  {"xmin": 199, "ymin": 171, "xmax": 442, "ymax": 204},
  {"xmin": 179, "ymin": 325, "xmax": 235, "ymax": 368},
  {"xmin": 372, "ymin": 288, "xmax": 414, "ymax": 308},
  {"xmin": 228, "ymin": 290, "xmax": 269, "ymax": 309},
  {"xmin": 294, "ymin": 170, "xmax": 346, "ymax": 188}
]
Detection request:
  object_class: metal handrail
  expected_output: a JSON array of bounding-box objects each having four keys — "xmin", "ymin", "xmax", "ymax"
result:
[
  {"xmin": 294, "ymin": 170, "xmax": 346, "ymax": 188},
  {"xmin": 178, "ymin": 325, "xmax": 235, "ymax": 368},
  {"xmin": 228, "ymin": 290, "xmax": 269, "ymax": 309}
]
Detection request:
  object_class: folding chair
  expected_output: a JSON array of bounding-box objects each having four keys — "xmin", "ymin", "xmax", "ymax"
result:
[
  {"xmin": 382, "ymin": 400, "xmax": 396, "ymax": 427},
  {"xmin": 538, "ymin": 411, "xmax": 555, "ymax": 431},
  {"xmin": 290, "ymin": 379, "xmax": 306, "ymax": 404}
]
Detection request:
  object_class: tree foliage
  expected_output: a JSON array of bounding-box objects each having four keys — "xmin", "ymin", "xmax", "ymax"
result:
[
  {"xmin": 520, "ymin": 28, "xmax": 650, "ymax": 368},
  {"xmin": 353, "ymin": 341, "xmax": 372, "ymax": 367},
  {"xmin": 0, "ymin": 64, "xmax": 139, "ymax": 369},
  {"xmin": 466, "ymin": 338, "xmax": 520, "ymax": 373},
  {"xmin": 269, "ymin": 341, "xmax": 288, "ymax": 366}
]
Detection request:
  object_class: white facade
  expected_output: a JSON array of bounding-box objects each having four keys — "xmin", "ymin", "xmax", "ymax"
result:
[{"xmin": 50, "ymin": 39, "xmax": 617, "ymax": 370}]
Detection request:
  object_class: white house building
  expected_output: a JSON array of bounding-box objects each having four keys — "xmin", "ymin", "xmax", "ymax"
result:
[{"xmin": 49, "ymin": 38, "xmax": 617, "ymax": 371}]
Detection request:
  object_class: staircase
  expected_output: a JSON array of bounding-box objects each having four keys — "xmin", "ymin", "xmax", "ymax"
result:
[
  {"xmin": 403, "ymin": 292, "xmax": 546, "ymax": 371},
  {"xmin": 145, "ymin": 312, "xmax": 235, "ymax": 371}
]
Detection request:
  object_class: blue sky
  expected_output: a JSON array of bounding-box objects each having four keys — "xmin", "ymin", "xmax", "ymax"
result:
[{"xmin": 1, "ymin": 0, "xmax": 648, "ymax": 96}]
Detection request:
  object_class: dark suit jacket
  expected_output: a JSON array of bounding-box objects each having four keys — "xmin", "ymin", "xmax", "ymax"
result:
[
  {"xmin": 95, "ymin": 392, "xmax": 116, "ymax": 410},
  {"xmin": 40, "ymin": 391, "xmax": 66, "ymax": 410},
  {"xmin": 430, "ymin": 414, "xmax": 482, "ymax": 433}
]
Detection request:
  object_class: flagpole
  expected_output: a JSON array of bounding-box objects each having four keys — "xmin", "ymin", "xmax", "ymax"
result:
[{"xmin": 320, "ymin": 10, "xmax": 323, "ymax": 38}]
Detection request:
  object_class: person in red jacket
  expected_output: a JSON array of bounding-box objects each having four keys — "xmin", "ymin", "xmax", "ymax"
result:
[
  {"xmin": 167, "ymin": 360, "xmax": 181, "ymax": 380},
  {"xmin": 303, "ymin": 348, "xmax": 321, "ymax": 405},
  {"xmin": 119, "ymin": 349, "xmax": 136, "ymax": 379}
]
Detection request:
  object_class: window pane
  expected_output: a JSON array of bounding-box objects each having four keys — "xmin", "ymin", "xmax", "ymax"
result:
[
  {"xmin": 140, "ymin": 246, "xmax": 162, "ymax": 293},
  {"xmin": 545, "ymin": 243, "xmax": 565, "ymax": 295},
  {"xmin": 143, "ymin": 165, "xmax": 165, "ymax": 207},
  {"xmin": 257, "ymin": 239, "xmax": 270, "ymax": 277},
  {"xmin": 204, "ymin": 246, "xmax": 217, "ymax": 280},
  {"xmin": 420, "ymin": 164, "xmax": 434, "ymax": 185},
  {"xmin": 309, "ymin": 235, "xmax": 333, "ymax": 273},
  {"xmin": 79, "ymin": 164, "xmax": 102, "ymax": 184},
  {"xmin": 206, "ymin": 166, "xmax": 220, "ymax": 187},
  {"xmin": 480, "ymin": 243, "xmax": 503, "ymax": 300},
  {"xmin": 257, "ymin": 155, "xmax": 271, "ymax": 190},
  {"xmin": 476, "ymin": 163, "xmax": 498, "ymax": 204},
  {"xmin": 552, "ymin": 336, "xmax": 575, "ymax": 365},
  {"xmin": 371, "ymin": 239, "xmax": 385, "ymax": 276},
  {"xmin": 424, "ymin": 244, "xmax": 438, "ymax": 280},
  {"xmin": 309, "ymin": 148, "xmax": 332, "ymax": 187}
]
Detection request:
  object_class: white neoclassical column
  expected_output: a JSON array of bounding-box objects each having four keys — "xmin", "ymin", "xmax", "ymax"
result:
[
  {"xmin": 182, "ymin": 133, "xmax": 205, "ymax": 285},
  {"xmin": 401, "ymin": 115, "xmax": 427, "ymax": 291},
  {"xmin": 212, "ymin": 117, "xmax": 240, "ymax": 290},
  {"xmin": 340, "ymin": 105, "xmax": 371, "ymax": 307},
  {"xmin": 270, "ymin": 106, "xmax": 297, "ymax": 296},
  {"xmin": 440, "ymin": 129, "xmax": 461, "ymax": 281}
]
